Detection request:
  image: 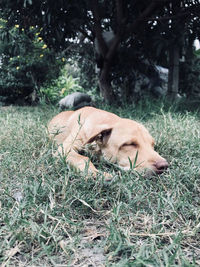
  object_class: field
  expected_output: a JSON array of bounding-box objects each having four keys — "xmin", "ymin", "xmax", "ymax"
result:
[{"xmin": 0, "ymin": 100, "xmax": 200, "ymax": 266}]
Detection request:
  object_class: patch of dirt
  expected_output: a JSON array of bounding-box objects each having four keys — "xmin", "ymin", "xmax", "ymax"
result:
[{"xmin": 61, "ymin": 220, "xmax": 108, "ymax": 267}]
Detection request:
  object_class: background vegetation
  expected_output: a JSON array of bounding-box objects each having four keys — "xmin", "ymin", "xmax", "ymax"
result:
[
  {"xmin": 0, "ymin": 18, "xmax": 65, "ymax": 103},
  {"xmin": 0, "ymin": 0, "xmax": 200, "ymax": 104},
  {"xmin": 0, "ymin": 101, "xmax": 200, "ymax": 266}
]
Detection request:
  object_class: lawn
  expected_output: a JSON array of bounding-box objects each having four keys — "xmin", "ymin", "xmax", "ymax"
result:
[{"xmin": 0, "ymin": 100, "xmax": 200, "ymax": 266}]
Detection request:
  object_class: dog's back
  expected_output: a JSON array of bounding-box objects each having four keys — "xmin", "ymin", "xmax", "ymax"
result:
[{"xmin": 48, "ymin": 110, "xmax": 74, "ymax": 144}]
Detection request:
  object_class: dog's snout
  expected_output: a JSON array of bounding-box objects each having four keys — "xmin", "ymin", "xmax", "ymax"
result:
[{"xmin": 153, "ymin": 160, "xmax": 169, "ymax": 174}]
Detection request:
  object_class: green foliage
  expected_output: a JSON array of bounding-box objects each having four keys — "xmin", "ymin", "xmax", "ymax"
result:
[
  {"xmin": 179, "ymin": 48, "xmax": 200, "ymax": 97},
  {"xmin": 39, "ymin": 66, "xmax": 84, "ymax": 103},
  {"xmin": 1, "ymin": 1, "xmax": 200, "ymax": 102},
  {"xmin": 194, "ymin": 48, "xmax": 200, "ymax": 58},
  {"xmin": 58, "ymin": 75, "xmax": 83, "ymax": 97},
  {"xmin": 0, "ymin": 23, "xmax": 64, "ymax": 102}
]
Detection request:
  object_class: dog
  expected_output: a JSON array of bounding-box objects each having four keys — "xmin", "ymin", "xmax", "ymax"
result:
[{"xmin": 48, "ymin": 107, "xmax": 168, "ymax": 177}]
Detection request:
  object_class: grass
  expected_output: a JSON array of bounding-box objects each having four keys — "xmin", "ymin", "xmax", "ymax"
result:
[{"xmin": 0, "ymin": 99, "xmax": 200, "ymax": 266}]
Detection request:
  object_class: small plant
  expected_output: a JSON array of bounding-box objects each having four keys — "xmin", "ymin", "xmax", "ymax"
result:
[
  {"xmin": 39, "ymin": 66, "xmax": 84, "ymax": 103},
  {"xmin": 59, "ymin": 75, "xmax": 83, "ymax": 96}
]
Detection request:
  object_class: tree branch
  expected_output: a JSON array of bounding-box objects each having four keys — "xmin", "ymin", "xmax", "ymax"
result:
[
  {"xmin": 78, "ymin": 28, "xmax": 93, "ymax": 42},
  {"xmin": 116, "ymin": 0, "xmax": 123, "ymax": 29},
  {"xmin": 127, "ymin": 1, "xmax": 157, "ymax": 34},
  {"xmin": 103, "ymin": 0, "xmax": 125, "ymax": 64},
  {"xmin": 144, "ymin": 3, "xmax": 200, "ymax": 23},
  {"xmin": 90, "ymin": 0, "xmax": 108, "ymax": 57}
]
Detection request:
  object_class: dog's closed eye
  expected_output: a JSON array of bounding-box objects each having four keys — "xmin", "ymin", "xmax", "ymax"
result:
[{"xmin": 120, "ymin": 142, "xmax": 138, "ymax": 149}]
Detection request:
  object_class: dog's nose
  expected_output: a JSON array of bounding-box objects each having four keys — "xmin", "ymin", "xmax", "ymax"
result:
[{"xmin": 153, "ymin": 160, "xmax": 169, "ymax": 174}]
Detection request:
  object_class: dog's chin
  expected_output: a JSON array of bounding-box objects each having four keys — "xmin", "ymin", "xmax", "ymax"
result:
[
  {"xmin": 143, "ymin": 168, "xmax": 158, "ymax": 178},
  {"xmin": 119, "ymin": 165, "xmax": 163, "ymax": 177},
  {"xmin": 143, "ymin": 167, "xmax": 168, "ymax": 178},
  {"xmin": 118, "ymin": 165, "xmax": 147, "ymax": 174},
  {"xmin": 119, "ymin": 166, "xmax": 131, "ymax": 171}
]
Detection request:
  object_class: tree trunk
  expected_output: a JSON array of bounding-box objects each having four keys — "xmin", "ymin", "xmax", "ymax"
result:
[
  {"xmin": 168, "ymin": 44, "xmax": 180, "ymax": 99},
  {"xmin": 167, "ymin": 0, "xmax": 181, "ymax": 101},
  {"xmin": 98, "ymin": 62, "xmax": 114, "ymax": 103}
]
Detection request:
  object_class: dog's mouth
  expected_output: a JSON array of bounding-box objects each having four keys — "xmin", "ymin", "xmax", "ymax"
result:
[
  {"xmin": 144, "ymin": 165, "xmax": 169, "ymax": 177},
  {"xmin": 154, "ymin": 169, "xmax": 166, "ymax": 175},
  {"xmin": 118, "ymin": 163, "xmax": 169, "ymax": 176}
]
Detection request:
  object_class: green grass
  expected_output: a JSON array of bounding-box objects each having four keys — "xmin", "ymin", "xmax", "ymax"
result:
[{"xmin": 0, "ymin": 100, "xmax": 200, "ymax": 266}]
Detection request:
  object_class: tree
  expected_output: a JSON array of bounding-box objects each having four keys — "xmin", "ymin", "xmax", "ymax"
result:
[{"xmin": 1, "ymin": 0, "xmax": 200, "ymax": 103}]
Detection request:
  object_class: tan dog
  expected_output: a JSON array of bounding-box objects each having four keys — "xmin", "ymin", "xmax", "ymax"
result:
[{"xmin": 48, "ymin": 107, "xmax": 168, "ymax": 177}]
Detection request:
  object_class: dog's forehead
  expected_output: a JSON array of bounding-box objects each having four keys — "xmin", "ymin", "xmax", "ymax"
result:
[
  {"xmin": 116, "ymin": 118, "xmax": 148, "ymax": 132},
  {"xmin": 113, "ymin": 118, "xmax": 153, "ymax": 142}
]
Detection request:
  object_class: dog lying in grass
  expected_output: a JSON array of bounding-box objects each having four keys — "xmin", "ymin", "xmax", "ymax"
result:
[{"xmin": 48, "ymin": 107, "xmax": 168, "ymax": 177}]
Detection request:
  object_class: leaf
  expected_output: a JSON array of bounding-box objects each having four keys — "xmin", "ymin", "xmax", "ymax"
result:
[
  {"xmin": 194, "ymin": 49, "xmax": 200, "ymax": 58},
  {"xmin": 128, "ymin": 151, "xmax": 138, "ymax": 169},
  {"xmin": 5, "ymin": 245, "xmax": 20, "ymax": 258},
  {"xmin": 76, "ymin": 198, "xmax": 99, "ymax": 213}
]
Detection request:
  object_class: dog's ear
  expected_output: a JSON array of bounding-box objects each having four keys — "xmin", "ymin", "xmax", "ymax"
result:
[{"xmin": 85, "ymin": 126, "xmax": 112, "ymax": 146}]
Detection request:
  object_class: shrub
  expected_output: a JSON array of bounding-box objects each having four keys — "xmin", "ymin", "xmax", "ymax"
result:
[
  {"xmin": 179, "ymin": 49, "xmax": 200, "ymax": 98},
  {"xmin": 0, "ymin": 22, "xmax": 64, "ymax": 103}
]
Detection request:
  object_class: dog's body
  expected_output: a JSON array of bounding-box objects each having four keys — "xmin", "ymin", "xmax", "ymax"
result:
[{"xmin": 48, "ymin": 107, "xmax": 168, "ymax": 176}]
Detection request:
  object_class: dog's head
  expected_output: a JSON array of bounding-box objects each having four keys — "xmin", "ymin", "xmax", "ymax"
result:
[{"xmin": 85, "ymin": 118, "xmax": 168, "ymax": 175}]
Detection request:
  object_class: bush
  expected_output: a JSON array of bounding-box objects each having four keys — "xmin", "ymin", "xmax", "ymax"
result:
[
  {"xmin": 0, "ymin": 22, "xmax": 64, "ymax": 103},
  {"xmin": 179, "ymin": 49, "xmax": 200, "ymax": 98}
]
